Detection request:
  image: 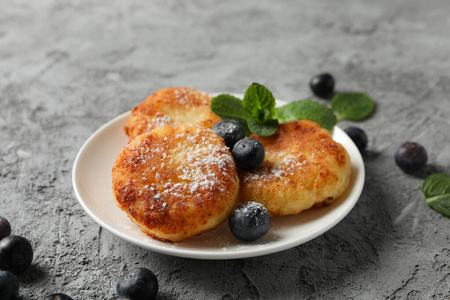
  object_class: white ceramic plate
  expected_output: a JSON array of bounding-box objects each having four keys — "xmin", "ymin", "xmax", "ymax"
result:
[{"xmin": 72, "ymin": 99, "xmax": 365, "ymax": 260}]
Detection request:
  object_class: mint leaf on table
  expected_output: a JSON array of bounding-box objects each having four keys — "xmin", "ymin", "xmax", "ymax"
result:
[
  {"xmin": 243, "ymin": 83, "xmax": 276, "ymax": 122},
  {"xmin": 422, "ymin": 173, "xmax": 450, "ymax": 217},
  {"xmin": 247, "ymin": 117, "xmax": 279, "ymax": 137},
  {"xmin": 210, "ymin": 94, "xmax": 252, "ymax": 135},
  {"xmin": 275, "ymin": 100, "xmax": 337, "ymax": 132},
  {"xmin": 331, "ymin": 92, "xmax": 375, "ymax": 121}
]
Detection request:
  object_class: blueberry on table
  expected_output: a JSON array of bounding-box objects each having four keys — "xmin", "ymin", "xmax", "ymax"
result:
[
  {"xmin": 232, "ymin": 138, "xmax": 265, "ymax": 171},
  {"xmin": 117, "ymin": 268, "xmax": 158, "ymax": 300},
  {"xmin": 0, "ymin": 216, "xmax": 11, "ymax": 241},
  {"xmin": 395, "ymin": 142, "xmax": 428, "ymax": 173},
  {"xmin": 229, "ymin": 202, "xmax": 271, "ymax": 242},
  {"xmin": 0, "ymin": 271, "xmax": 19, "ymax": 300},
  {"xmin": 0, "ymin": 235, "xmax": 33, "ymax": 274},
  {"xmin": 213, "ymin": 120, "xmax": 246, "ymax": 149},
  {"xmin": 43, "ymin": 293, "xmax": 74, "ymax": 300},
  {"xmin": 344, "ymin": 126, "xmax": 368, "ymax": 152},
  {"xmin": 309, "ymin": 73, "xmax": 335, "ymax": 98}
]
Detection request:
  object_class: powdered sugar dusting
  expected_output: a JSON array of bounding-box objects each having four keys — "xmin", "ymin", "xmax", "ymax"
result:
[
  {"xmin": 242, "ymin": 153, "xmax": 306, "ymax": 185},
  {"xmin": 173, "ymin": 127, "xmax": 234, "ymax": 194},
  {"xmin": 147, "ymin": 112, "xmax": 172, "ymax": 130},
  {"xmin": 161, "ymin": 88, "xmax": 210, "ymax": 106},
  {"xmin": 122, "ymin": 125, "xmax": 236, "ymax": 212}
]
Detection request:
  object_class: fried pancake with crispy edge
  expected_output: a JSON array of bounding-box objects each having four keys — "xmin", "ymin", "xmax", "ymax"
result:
[
  {"xmin": 237, "ymin": 120, "xmax": 351, "ymax": 216},
  {"xmin": 125, "ymin": 87, "xmax": 221, "ymax": 140},
  {"xmin": 112, "ymin": 124, "xmax": 239, "ymax": 242}
]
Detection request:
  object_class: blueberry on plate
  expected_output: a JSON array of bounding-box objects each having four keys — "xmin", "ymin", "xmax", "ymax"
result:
[
  {"xmin": 0, "ymin": 216, "xmax": 11, "ymax": 241},
  {"xmin": 0, "ymin": 271, "xmax": 19, "ymax": 300},
  {"xmin": 229, "ymin": 202, "xmax": 271, "ymax": 242},
  {"xmin": 395, "ymin": 142, "xmax": 428, "ymax": 173},
  {"xmin": 117, "ymin": 268, "xmax": 158, "ymax": 300},
  {"xmin": 0, "ymin": 235, "xmax": 33, "ymax": 274},
  {"xmin": 309, "ymin": 73, "xmax": 335, "ymax": 98},
  {"xmin": 213, "ymin": 120, "xmax": 246, "ymax": 149},
  {"xmin": 232, "ymin": 138, "xmax": 265, "ymax": 171},
  {"xmin": 43, "ymin": 293, "xmax": 73, "ymax": 300},
  {"xmin": 344, "ymin": 126, "xmax": 368, "ymax": 152}
]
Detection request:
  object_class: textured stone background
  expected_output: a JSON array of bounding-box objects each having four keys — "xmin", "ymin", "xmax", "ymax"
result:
[{"xmin": 1, "ymin": 0, "xmax": 449, "ymax": 299}]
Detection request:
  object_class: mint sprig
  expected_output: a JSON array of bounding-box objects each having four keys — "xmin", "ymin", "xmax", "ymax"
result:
[
  {"xmin": 422, "ymin": 173, "xmax": 450, "ymax": 217},
  {"xmin": 211, "ymin": 84, "xmax": 278, "ymax": 136},
  {"xmin": 210, "ymin": 84, "xmax": 375, "ymax": 137}
]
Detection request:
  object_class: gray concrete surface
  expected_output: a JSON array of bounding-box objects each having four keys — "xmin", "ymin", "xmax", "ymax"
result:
[{"xmin": 1, "ymin": 0, "xmax": 449, "ymax": 299}]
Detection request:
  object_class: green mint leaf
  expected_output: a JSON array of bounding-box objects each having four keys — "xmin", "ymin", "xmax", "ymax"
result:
[
  {"xmin": 274, "ymin": 100, "xmax": 337, "ymax": 132},
  {"xmin": 422, "ymin": 173, "xmax": 450, "ymax": 217},
  {"xmin": 331, "ymin": 92, "xmax": 375, "ymax": 121},
  {"xmin": 210, "ymin": 94, "xmax": 252, "ymax": 135},
  {"xmin": 247, "ymin": 117, "xmax": 278, "ymax": 137},
  {"xmin": 243, "ymin": 83, "xmax": 276, "ymax": 122}
]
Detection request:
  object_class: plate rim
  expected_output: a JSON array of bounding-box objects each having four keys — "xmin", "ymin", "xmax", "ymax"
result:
[{"xmin": 72, "ymin": 99, "xmax": 365, "ymax": 260}]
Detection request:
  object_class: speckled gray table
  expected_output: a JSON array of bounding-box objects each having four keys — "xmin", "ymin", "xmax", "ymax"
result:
[{"xmin": 1, "ymin": 0, "xmax": 449, "ymax": 299}]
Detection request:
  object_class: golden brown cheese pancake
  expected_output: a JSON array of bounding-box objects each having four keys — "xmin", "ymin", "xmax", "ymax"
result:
[
  {"xmin": 125, "ymin": 87, "xmax": 221, "ymax": 140},
  {"xmin": 237, "ymin": 120, "xmax": 351, "ymax": 216},
  {"xmin": 112, "ymin": 124, "xmax": 239, "ymax": 242}
]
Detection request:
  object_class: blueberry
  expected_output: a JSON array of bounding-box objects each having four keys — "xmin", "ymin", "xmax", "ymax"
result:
[
  {"xmin": 232, "ymin": 138, "xmax": 265, "ymax": 171},
  {"xmin": 310, "ymin": 73, "xmax": 335, "ymax": 98},
  {"xmin": 117, "ymin": 268, "xmax": 158, "ymax": 300},
  {"xmin": 0, "ymin": 271, "xmax": 19, "ymax": 300},
  {"xmin": 43, "ymin": 293, "xmax": 73, "ymax": 300},
  {"xmin": 344, "ymin": 126, "xmax": 368, "ymax": 152},
  {"xmin": 229, "ymin": 202, "xmax": 271, "ymax": 242},
  {"xmin": 395, "ymin": 142, "xmax": 428, "ymax": 173},
  {"xmin": 213, "ymin": 120, "xmax": 246, "ymax": 149},
  {"xmin": 0, "ymin": 216, "xmax": 11, "ymax": 241},
  {"xmin": 0, "ymin": 235, "xmax": 33, "ymax": 275}
]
